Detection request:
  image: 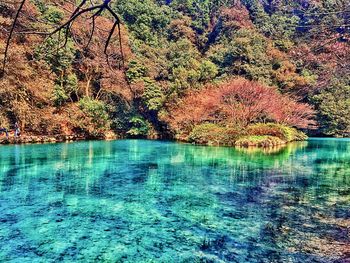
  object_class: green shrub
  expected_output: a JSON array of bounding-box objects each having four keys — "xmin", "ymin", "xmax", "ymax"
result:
[
  {"xmin": 127, "ymin": 116, "xmax": 151, "ymax": 137},
  {"xmin": 312, "ymin": 79, "xmax": 350, "ymax": 137},
  {"xmin": 104, "ymin": 93, "xmax": 134, "ymax": 135},
  {"xmin": 53, "ymin": 85, "xmax": 69, "ymax": 106},
  {"xmin": 52, "ymin": 73, "xmax": 78, "ymax": 106},
  {"xmin": 32, "ymin": 0, "xmax": 47, "ymax": 13},
  {"xmin": 43, "ymin": 6, "xmax": 64, "ymax": 23},
  {"xmin": 247, "ymin": 123, "xmax": 307, "ymax": 142},
  {"xmin": 126, "ymin": 60, "xmax": 148, "ymax": 82},
  {"xmin": 188, "ymin": 123, "xmax": 307, "ymax": 147},
  {"xmin": 199, "ymin": 60, "xmax": 218, "ymax": 82},
  {"xmin": 235, "ymin": 136, "xmax": 285, "ymax": 148},
  {"xmin": 79, "ymin": 97, "xmax": 110, "ymax": 136},
  {"xmin": 188, "ymin": 123, "xmax": 242, "ymax": 146},
  {"xmin": 64, "ymin": 73, "xmax": 78, "ymax": 95},
  {"xmin": 33, "ymin": 1, "xmax": 63, "ymax": 23},
  {"xmin": 35, "ymin": 38, "xmax": 76, "ymax": 74},
  {"xmin": 142, "ymin": 78, "xmax": 165, "ymax": 111}
]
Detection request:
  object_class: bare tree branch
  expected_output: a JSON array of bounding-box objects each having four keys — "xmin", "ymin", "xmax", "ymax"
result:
[
  {"xmin": 106, "ymin": 5, "xmax": 124, "ymax": 68},
  {"xmin": 1, "ymin": 0, "xmax": 125, "ymax": 78},
  {"xmin": 85, "ymin": 15, "xmax": 96, "ymax": 49},
  {"xmin": 1, "ymin": 0, "xmax": 26, "ymax": 77}
]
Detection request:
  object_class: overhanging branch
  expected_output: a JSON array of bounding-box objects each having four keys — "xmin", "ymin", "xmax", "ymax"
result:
[{"xmin": 1, "ymin": 0, "xmax": 125, "ymax": 77}]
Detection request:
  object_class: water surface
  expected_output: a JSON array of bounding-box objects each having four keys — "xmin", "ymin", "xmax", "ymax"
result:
[{"xmin": 0, "ymin": 139, "xmax": 349, "ymax": 262}]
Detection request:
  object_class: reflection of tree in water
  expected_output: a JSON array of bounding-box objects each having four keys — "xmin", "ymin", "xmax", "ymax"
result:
[
  {"xmin": 140, "ymin": 140, "xmax": 349, "ymax": 261},
  {"xmin": 0, "ymin": 142, "xmax": 114, "ymax": 196},
  {"xmin": 0, "ymin": 139, "xmax": 349, "ymax": 261},
  {"xmin": 132, "ymin": 141, "xmax": 310, "ymax": 261},
  {"xmin": 253, "ymin": 139, "xmax": 350, "ymax": 262}
]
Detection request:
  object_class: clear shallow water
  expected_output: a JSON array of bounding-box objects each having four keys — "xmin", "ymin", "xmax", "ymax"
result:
[{"xmin": 0, "ymin": 139, "xmax": 349, "ymax": 263}]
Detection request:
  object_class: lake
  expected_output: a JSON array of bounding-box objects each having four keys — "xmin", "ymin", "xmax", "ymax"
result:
[{"xmin": 0, "ymin": 139, "xmax": 349, "ymax": 262}]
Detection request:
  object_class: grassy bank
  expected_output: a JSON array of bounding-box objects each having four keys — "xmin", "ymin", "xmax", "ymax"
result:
[{"xmin": 188, "ymin": 123, "xmax": 307, "ymax": 148}]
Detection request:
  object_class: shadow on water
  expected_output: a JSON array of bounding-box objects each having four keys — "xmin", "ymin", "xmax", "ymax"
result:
[{"xmin": 0, "ymin": 139, "xmax": 349, "ymax": 262}]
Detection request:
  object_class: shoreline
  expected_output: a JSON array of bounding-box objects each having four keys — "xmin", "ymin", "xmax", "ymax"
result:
[
  {"xmin": 0, "ymin": 134, "xmax": 304, "ymax": 148},
  {"xmin": 1, "ymin": 135, "xmax": 349, "ymax": 148},
  {"xmin": 0, "ymin": 135, "xmax": 88, "ymax": 145}
]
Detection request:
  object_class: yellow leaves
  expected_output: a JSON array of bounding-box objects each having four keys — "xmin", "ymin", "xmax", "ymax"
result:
[
  {"xmin": 0, "ymin": 16, "xmax": 12, "ymax": 26},
  {"xmin": 220, "ymin": 6, "xmax": 253, "ymax": 31},
  {"xmin": 169, "ymin": 16, "xmax": 196, "ymax": 43},
  {"xmin": 265, "ymin": 43, "xmax": 311, "ymax": 89},
  {"xmin": 274, "ymin": 61, "xmax": 309, "ymax": 89},
  {"xmin": 267, "ymin": 44, "xmax": 286, "ymax": 60}
]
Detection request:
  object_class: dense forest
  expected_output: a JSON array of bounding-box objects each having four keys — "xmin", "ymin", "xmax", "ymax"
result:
[{"xmin": 0, "ymin": 0, "xmax": 349, "ymax": 145}]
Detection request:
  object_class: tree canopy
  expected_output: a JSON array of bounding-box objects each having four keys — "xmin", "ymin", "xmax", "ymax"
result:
[{"xmin": 0, "ymin": 0, "xmax": 349, "ymax": 139}]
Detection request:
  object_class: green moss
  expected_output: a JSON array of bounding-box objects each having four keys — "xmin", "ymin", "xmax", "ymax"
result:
[
  {"xmin": 235, "ymin": 136, "xmax": 285, "ymax": 148},
  {"xmin": 236, "ymin": 124, "xmax": 307, "ymax": 148},
  {"xmin": 247, "ymin": 123, "xmax": 307, "ymax": 142},
  {"xmin": 188, "ymin": 123, "xmax": 307, "ymax": 148},
  {"xmin": 188, "ymin": 123, "xmax": 242, "ymax": 146}
]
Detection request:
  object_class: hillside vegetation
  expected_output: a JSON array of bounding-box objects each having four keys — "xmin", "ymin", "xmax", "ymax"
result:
[{"xmin": 0, "ymin": 0, "xmax": 349, "ymax": 145}]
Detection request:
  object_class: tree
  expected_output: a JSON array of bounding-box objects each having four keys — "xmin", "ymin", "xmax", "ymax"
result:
[
  {"xmin": 1, "ymin": 0, "xmax": 125, "ymax": 77},
  {"xmin": 208, "ymin": 28, "xmax": 309, "ymax": 89},
  {"xmin": 169, "ymin": 0, "xmax": 211, "ymax": 34},
  {"xmin": 168, "ymin": 17, "xmax": 196, "ymax": 43},
  {"xmin": 141, "ymin": 78, "xmax": 165, "ymax": 111},
  {"xmin": 78, "ymin": 96, "xmax": 110, "ymax": 136},
  {"xmin": 113, "ymin": 0, "xmax": 170, "ymax": 43},
  {"xmin": 166, "ymin": 78, "xmax": 315, "ymax": 135},
  {"xmin": 313, "ymin": 78, "xmax": 350, "ymax": 136}
]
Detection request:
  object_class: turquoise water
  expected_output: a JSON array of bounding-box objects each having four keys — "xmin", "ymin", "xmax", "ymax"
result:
[{"xmin": 0, "ymin": 139, "xmax": 349, "ymax": 262}]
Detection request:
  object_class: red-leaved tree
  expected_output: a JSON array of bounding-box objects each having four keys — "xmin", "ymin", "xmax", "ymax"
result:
[{"xmin": 166, "ymin": 78, "xmax": 315, "ymax": 134}]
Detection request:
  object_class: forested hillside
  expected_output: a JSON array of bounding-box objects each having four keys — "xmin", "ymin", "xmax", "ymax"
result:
[{"xmin": 1, "ymin": 0, "xmax": 349, "ymax": 144}]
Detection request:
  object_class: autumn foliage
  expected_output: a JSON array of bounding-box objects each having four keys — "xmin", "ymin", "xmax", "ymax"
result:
[
  {"xmin": 1, "ymin": 0, "xmax": 348, "ymax": 140},
  {"xmin": 167, "ymin": 78, "xmax": 315, "ymax": 135}
]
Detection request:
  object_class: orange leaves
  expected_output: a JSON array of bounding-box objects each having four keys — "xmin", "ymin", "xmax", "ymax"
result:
[
  {"xmin": 219, "ymin": 5, "xmax": 253, "ymax": 31},
  {"xmin": 273, "ymin": 61, "xmax": 309, "ymax": 89},
  {"xmin": 167, "ymin": 78, "xmax": 315, "ymax": 135},
  {"xmin": 168, "ymin": 17, "xmax": 196, "ymax": 43}
]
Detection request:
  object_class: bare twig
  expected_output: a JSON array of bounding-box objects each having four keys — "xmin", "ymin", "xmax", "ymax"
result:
[
  {"xmin": 85, "ymin": 15, "xmax": 96, "ymax": 49},
  {"xmin": 1, "ymin": 0, "xmax": 125, "ymax": 77},
  {"xmin": 106, "ymin": 5, "xmax": 124, "ymax": 68},
  {"xmin": 1, "ymin": 0, "xmax": 26, "ymax": 77}
]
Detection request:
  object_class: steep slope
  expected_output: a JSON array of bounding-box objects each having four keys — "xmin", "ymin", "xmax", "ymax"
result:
[
  {"xmin": 0, "ymin": 1, "xmax": 133, "ymax": 138},
  {"xmin": 1, "ymin": 0, "xmax": 349, "ymax": 142}
]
